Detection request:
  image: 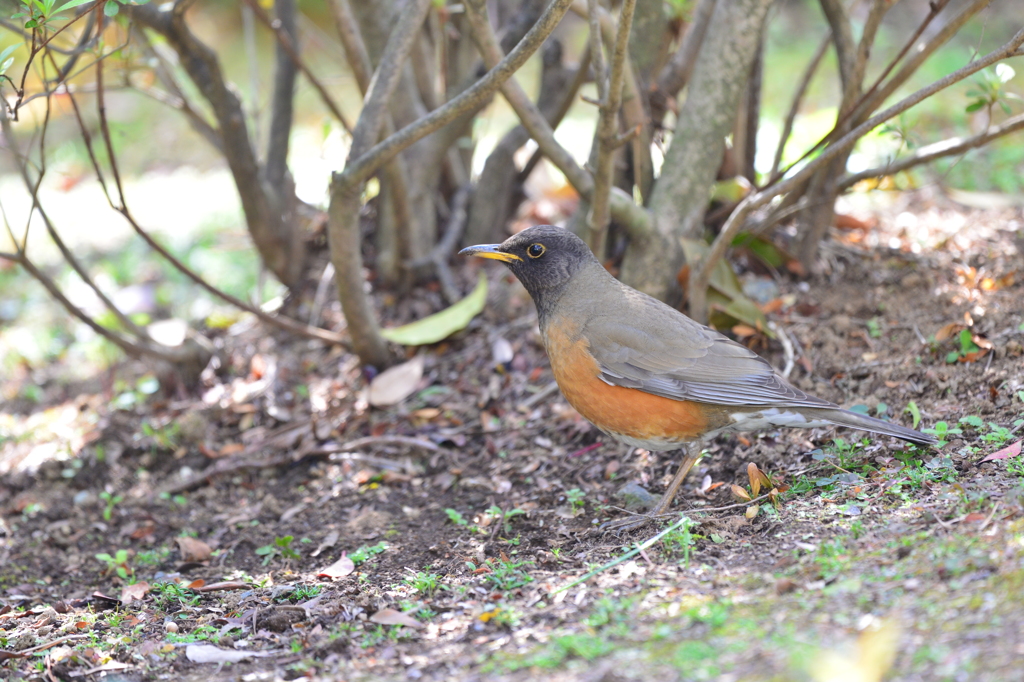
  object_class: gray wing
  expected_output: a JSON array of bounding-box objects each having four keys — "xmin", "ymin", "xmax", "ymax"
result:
[{"xmin": 584, "ymin": 290, "xmax": 833, "ymax": 409}]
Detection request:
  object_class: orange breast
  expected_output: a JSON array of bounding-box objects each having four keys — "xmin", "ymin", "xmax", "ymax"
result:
[{"xmin": 542, "ymin": 319, "xmax": 713, "ymax": 445}]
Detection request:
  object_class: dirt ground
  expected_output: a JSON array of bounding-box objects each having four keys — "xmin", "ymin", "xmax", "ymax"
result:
[{"xmin": 2, "ymin": 187, "xmax": 1023, "ymax": 681}]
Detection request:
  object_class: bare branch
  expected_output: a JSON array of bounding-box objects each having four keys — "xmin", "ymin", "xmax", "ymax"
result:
[
  {"xmin": 128, "ymin": 2, "xmax": 304, "ymax": 288},
  {"xmin": 328, "ymin": 0, "xmax": 373, "ymax": 94},
  {"xmin": 240, "ymin": 0, "xmax": 354, "ymax": 135},
  {"xmin": 327, "ymin": 0, "xmax": 433, "ymax": 367},
  {"xmin": 265, "ymin": 0, "xmax": 298, "ymax": 188},
  {"xmin": 769, "ymin": 35, "xmax": 829, "ymax": 181},
  {"xmin": 838, "ymin": 113, "xmax": 1024, "ymax": 191},
  {"xmin": 337, "ymin": 0, "xmax": 576, "ymax": 187},
  {"xmin": 518, "ymin": 44, "xmax": 592, "ymax": 181},
  {"xmin": 852, "ymin": 0, "xmax": 890, "ymax": 94},
  {"xmin": 463, "ymin": 0, "xmax": 591, "ymax": 194},
  {"xmin": 409, "ymin": 185, "xmax": 471, "ymax": 304},
  {"xmin": 2, "ymin": 67, "xmax": 148, "ymax": 340},
  {"xmin": 688, "ymin": 26, "xmax": 1024, "ymax": 323},
  {"xmin": 854, "ymin": 0, "xmax": 972, "ymax": 121},
  {"xmin": 586, "ymin": 0, "xmax": 638, "ymax": 253},
  {"xmin": 654, "ymin": 0, "xmax": 716, "ymax": 106},
  {"xmin": 818, "ymin": 0, "xmax": 857, "ymax": 106},
  {"xmin": 130, "ymin": 26, "xmax": 223, "ymax": 153}
]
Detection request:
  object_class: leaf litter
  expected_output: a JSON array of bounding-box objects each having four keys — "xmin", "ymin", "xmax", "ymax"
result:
[{"xmin": 1, "ymin": 191, "xmax": 1024, "ymax": 679}]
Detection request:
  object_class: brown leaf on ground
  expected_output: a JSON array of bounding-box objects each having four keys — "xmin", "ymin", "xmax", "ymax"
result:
[
  {"xmin": 981, "ymin": 440, "xmax": 1022, "ymax": 462},
  {"xmin": 318, "ymin": 555, "xmax": 355, "ymax": 579},
  {"xmin": 368, "ymin": 356, "xmax": 425, "ymax": 407},
  {"xmin": 175, "ymin": 537, "xmax": 212, "ymax": 562},
  {"xmin": 120, "ymin": 581, "xmax": 150, "ymax": 605},
  {"xmin": 730, "ymin": 484, "xmax": 751, "ymax": 502},
  {"xmin": 369, "ymin": 608, "xmax": 424, "ymax": 629}
]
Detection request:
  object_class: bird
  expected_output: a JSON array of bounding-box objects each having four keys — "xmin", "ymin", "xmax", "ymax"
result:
[{"xmin": 460, "ymin": 225, "xmax": 936, "ymax": 530}]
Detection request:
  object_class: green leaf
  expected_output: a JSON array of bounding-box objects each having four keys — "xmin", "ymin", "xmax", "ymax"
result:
[
  {"xmin": 52, "ymin": 0, "xmax": 95, "ymax": 13},
  {"xmin": 0, "ymin": 57, "xmax": 13, "ymax": 75},
  {"xmin": 904, "ymin": 401, "xmax": 921, "ymax": 429},
  {"xmin": 731, "ymin": 232, "xmax": 788, "ymax": 268},
  {"xmin": 380, "ymin": 272, "xmax": 487, "ymax": 346},
  {"xmin": 999, "ymin": 100, "xmax": 1012, "ymax": 115},
  {"xmin": 965, "ymin": 101, "xmax": 986, "ymax": 113},
  {"xmin": 946, "ymin": 350, "xmax": 961, "ymax": 364},
  {"xmin": 103, "ymin": 0, "xmax": 119, "ymax": 15}
]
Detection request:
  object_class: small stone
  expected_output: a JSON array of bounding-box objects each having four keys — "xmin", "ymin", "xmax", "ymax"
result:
[{"xmin": 616, "ymin": 482, "xmax": 657, "ymax": 511}]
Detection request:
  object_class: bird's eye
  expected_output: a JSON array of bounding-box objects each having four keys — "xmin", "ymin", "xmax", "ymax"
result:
[{"xmin": 527, "ymin": 243, "xmax": 546, "ymax": 259}]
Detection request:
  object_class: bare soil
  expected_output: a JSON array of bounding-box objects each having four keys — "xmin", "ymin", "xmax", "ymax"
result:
[{"xmin": 2, "ymin": 188, "xmax": 1023, "ymax": 681}]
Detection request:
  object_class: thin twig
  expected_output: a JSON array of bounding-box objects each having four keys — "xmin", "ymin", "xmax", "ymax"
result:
[
  {"xmin": 337, "ymin": 0, "xmax": 575, "ymax": 188},
  {"xmin": 518, "ymin": 44, "xmax": 592, "ymax": 182},
  {"xmin": 653, "ymin": 0, "xmax": 716, "ymax": 107},
  {"xmin": 769, "ymin": 35, "xmax": 829, "ymax": 181},
  {"xmin": 240, "ymin": 0, "xmax": 354, "ymax": 134},
  {"xmin": 586, "ymin": 0, "xmax": 638, "ymax": 254},
  {"xmin": 838, "ymin": 112, "xmax": 1024, "ymax": 190},
  {"xmin": 688, "ymin": 26, "xmax": 1024, "ymax": 323}
]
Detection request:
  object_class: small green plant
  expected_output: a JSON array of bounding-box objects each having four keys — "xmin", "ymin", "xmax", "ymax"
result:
[
  {"xmin": 565, "ymin": 488, "xmax": 586, "ymax": 513},
  {"xmin": 151, "ymin": 581, "xmax": 200, "ymax": 608},
  {"xmin": 946, "ymin": 329, "xmax": 983, "ymax": 364},
  {"xmin": 923, "ymin": 421, "xmax": 962, "ymax": 447},
  {"xmin": 98, "ymin": 491, "xmax": 123, "ymax": 522},
  {"xmin": 866, "ymin": 317, "xmax": 882, "ymax": 338},
  {"xmin": 965, "ymin": 63, "xmax": 1020, "ymax": 117},
  {"xmin": 445, "ymin": 508, "xmax": 469, "ymax": 526},
  {"xmin": 404, "ymin": 570, "xmax": 441, "ymax": 597},
  {"xmin": 95, "ymin": 549, "xmax": 133, "ymax": 581},
  {"xmin": 486, "ymin": 505, "xmax": 527, "ymax": 535},
  {"xmin": 277, "ymin": 584, "xmax": 321, "ymax": 602},
  {"xmin": 904, "ymin": 401, "xmax": 921, "ymax": 429},
  {"xmin": 482, "ymin": 557, "xmax": 535, "ymax": 591},
  {"xmin": 815, "ymin": 538, "xmax": 849, "ymax": 581},
  {"xmin": 349, "ymin": 542, "xmax": 388, "ymax": 565},
  {"xmin": 255, "ymin": 535, "xmax": 301, "ymax": 565},
  {"xmin": 661, "ymin": 516, "xmax": 697, "ymax": 567}
]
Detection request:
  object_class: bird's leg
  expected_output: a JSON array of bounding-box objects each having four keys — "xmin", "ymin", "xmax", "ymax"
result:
[{"xmin": 603, "ymin": 441, "xmax": 703, "ymax": 532}]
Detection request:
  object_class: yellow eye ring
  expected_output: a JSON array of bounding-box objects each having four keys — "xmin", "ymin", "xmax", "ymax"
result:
[{"xmin": 527, "ymin": 243, "xmax": 546, "ymax": 259}]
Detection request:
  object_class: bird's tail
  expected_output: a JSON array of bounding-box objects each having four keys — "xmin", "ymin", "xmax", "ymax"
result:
[{"xmin": 806, "ymin": 408, "xmax": 937, "ymax": 446}]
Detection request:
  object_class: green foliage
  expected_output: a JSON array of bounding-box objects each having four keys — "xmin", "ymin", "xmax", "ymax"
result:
[
  {"xmin": 255, "ymin": 536, "xmax": 301, "ymax": 565},
  {"xmin": 479, "ymin": 557, "xmax": 535, "ymax": 591},
  {"xmin": 151, "ymin": 581, "xmax": 200, "ymax": 608},
  {"xmin": 348, "ymin": 542, "xmax": 388, "ymax": 565},
  {"xmin": 661, "ymin": 516, "xmax": 697, "ymax": 568},
  {"xmin": 98, "ymin": 491, "xmax": 123, "ymax": 522},
  {"xmin": 404, "ymin": 570, "xmax": 441, "ymax": 597},
  {"xmin": 946, "ymin": 329, "xmax": 982, "ymax": 364},
  {"xmin": 95, "ymin": 549, "xmax": 133, "ymax": 581},
  {"xmin": 565, "ymin": 488, "xmax": 586, "ymax": 513},
  {"xmin": 445, "ymin": 508, "xmax": 468, "ymax": 526},
  {"xmin": 964, "ymin": 64, "xmax": 1021, "ymax": 116},
  {"xmin": 923, "ymin": 421, "xmax": 962, "ymax": 447}
]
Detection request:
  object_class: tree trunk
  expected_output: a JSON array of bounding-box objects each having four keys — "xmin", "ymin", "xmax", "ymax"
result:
[{"xmin": 620, "ymin": 0, "xmax": 773, "ymax": 302}]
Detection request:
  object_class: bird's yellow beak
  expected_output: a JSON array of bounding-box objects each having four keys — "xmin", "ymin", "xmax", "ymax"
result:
[{"xmin": 458, "ymin": 244, "xmax": 522, "ymax": 263}]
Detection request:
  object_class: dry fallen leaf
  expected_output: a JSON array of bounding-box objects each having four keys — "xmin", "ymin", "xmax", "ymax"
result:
[
  {"xmin": 318, "ymin": 555, "xmax": 355, "ymax": 579},
  {"xmin": 369, "ymin": 608, "xmax": 424, "ymax": 629},
  {"xmin": 185, "ymin": 644, "xmax": 260, "ymax": 664},
  {"xmin": 745, "ymin": 505, "xmax": 759, "ymax": 519},
  {"xmin": 981, "ymin": 440, "xmax": 1022, "ymax": 463},
  {"xmin": 368, "ymin": 355, "xmax": 425, "ymax": 407},
  {"xmin": 120, "ymin": 581, "xmax": 150, "ymax": 605},
  {"xmin": 175, "ymin": 537, "xmax": 212, "ymax": 562},
  {"xmin": 730, "ymin": 484, "xmax": 751, "ymax": 502}
]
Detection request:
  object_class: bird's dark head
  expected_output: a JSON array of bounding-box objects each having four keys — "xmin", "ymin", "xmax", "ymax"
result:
[{"xmin": 459, "ymin": 225, "xmax": 599, "ymax": 310}]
